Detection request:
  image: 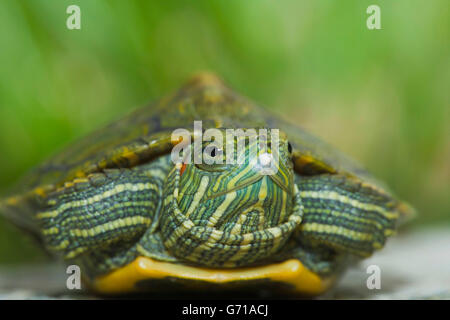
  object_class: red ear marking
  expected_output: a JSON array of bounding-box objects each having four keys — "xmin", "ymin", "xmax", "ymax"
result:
[{"xmin": 180, "ymin": 163, "xmax": 187, "ymax": 176}]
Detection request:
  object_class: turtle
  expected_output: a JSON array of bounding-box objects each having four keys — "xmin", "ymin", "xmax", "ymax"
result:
[{"xmin": 0, "ymin": 73, "xmax": 414, "ymax": 296}]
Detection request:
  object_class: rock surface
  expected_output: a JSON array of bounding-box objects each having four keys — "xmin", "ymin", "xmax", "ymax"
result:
[
  {"xmin": 0, "ymin": 227, "xmax": 449, "ymax": 300},
  {"xmin": 324, "ymin": 227, "xmax": 450, "ymax": 299}
]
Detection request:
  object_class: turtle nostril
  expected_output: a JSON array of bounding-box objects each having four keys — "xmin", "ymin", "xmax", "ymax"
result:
[{"xmin": 259, "ymin": 153, "xmax": 272, "ymax": 167}]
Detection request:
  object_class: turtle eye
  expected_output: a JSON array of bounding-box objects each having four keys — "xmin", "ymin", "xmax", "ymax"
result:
[
  {"xmin": 287, "ymin": 142, "xmax": 293, "ymax": 154},
  {"xmin": 195, "ymin": 145, "xmax": 227, "ymax": 172},
  {"xmin": 195, "ymin": 145, "xmax": 227, "ymax": 171},
  {"xmin": 204, "ymin": 145, "xmax": 223, "ymax": 159},
  {"xmin": 210, "ymin": 146, "xmax": 218, "ymax": 157}
]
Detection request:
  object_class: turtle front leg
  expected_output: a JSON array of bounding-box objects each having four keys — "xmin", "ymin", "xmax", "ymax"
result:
[
  {"xmin": 36, "ymin": 156, "xmax": 173, "ymax": 261},
  {"xmin": 293, "ymin": 174, "xmax": 400, "ymax": 270}
]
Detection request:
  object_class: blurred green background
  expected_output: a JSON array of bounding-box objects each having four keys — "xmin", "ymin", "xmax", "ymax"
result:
[{"xmin": 0, "ymin": 0, "xmax": 448, "ymax": 264}]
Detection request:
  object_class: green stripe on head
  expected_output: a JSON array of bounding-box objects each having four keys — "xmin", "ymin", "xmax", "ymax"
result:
[{"xmin": 160, "ymin": 129, "xmax": 301, "ymax": 267}]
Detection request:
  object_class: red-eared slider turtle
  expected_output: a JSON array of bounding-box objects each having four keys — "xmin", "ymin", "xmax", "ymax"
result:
[{"xmin": 0, "ymin": 73, "xmax": 413, "ymax": 296}]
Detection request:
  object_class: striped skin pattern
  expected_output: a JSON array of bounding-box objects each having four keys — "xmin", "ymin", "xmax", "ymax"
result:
[
  {"xmin": 34, "ymin": 130, "xmax": 400, "ymax": 278},
  {"xmin": 160, "ymin": 131, "xmax": 303, "ymax": 267},
  {"xmin": 295, "ymin": 174, "xmax": 398, "ymax": 258},
  {"xmin": 36, "ymin": 157, "xmax": 171, "ymax": 261},
  {"xmin": 286, "ymin": 174, "xmax": 399, "ymax": 275}
]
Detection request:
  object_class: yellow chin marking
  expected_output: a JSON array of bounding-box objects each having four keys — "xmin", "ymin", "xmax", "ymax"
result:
[{"xmin": 91, "ymin": 257, "xmax": 334, "ymax": 296}]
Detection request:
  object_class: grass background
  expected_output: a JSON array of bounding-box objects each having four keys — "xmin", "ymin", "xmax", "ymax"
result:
[{"xmin": 0, "ymin": 0, "xmax": 448, "ymax": 263}]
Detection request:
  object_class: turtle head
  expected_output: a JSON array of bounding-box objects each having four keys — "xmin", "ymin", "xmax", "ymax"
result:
[{"xmin": 160, "ymin": 128, "xmax": 303, "ymax": 267}]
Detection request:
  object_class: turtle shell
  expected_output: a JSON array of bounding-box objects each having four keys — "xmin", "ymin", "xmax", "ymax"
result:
[{"xmin": 0, "ymin": 73, "xmax": 413, "ymax": 295}]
